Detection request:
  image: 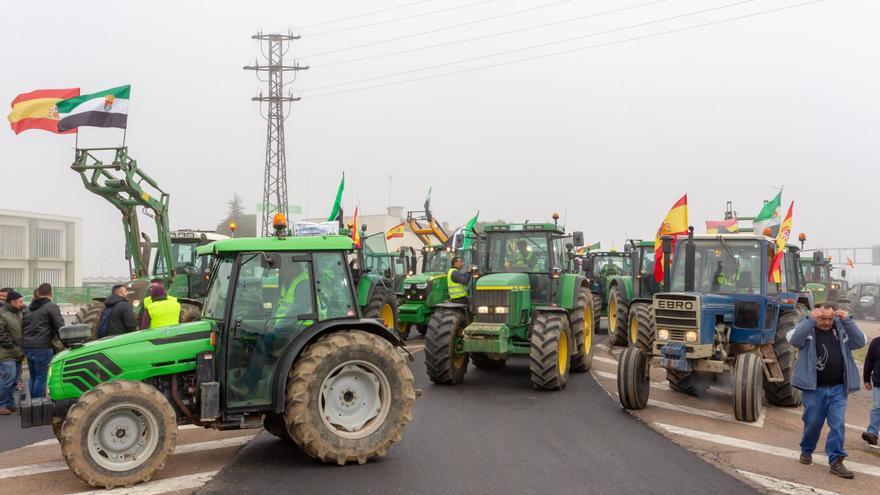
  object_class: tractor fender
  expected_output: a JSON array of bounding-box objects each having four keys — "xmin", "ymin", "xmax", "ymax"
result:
[
  {"xmin": 434, "ymin": 302, "xmax": 471, "ymax": 319},
  {"xmin": 270, "ymin": 318, "xmax": 404, "ymax": 413}
]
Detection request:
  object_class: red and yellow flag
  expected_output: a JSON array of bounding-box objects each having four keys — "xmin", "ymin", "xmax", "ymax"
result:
[
  {"xmin": 769, "ymin": 201, "xmax": 794, "ymax": 284},
  {"xmin": 386, "ymin": 223, "xmax": 405, "ymax": 240},
  {"xmin": 654, "ymin": 194, "xmax": 688, "ymax": 283},
  {"xmin": 352, "ymin": 207, "xmax": 361, "ymax": 248},
  {"xmin": 7, "ymin": 88, "xmax": 80, "ymax": 134}
]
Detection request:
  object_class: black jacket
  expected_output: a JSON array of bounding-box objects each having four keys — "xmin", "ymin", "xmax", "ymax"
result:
[
  {"xmin": 104, "ymin": 294, "xmax": 137, "ymax": 336},
  {"xmin": 22, "ymin": 297, "xmax": 65, "ymax": 348},
  {"xmin": 863, "ymin": 337, "xmax": 880, "ymax": 387}
]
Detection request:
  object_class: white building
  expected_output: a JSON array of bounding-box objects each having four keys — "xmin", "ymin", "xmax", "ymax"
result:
[{"xmin": 0, "ymin": 209, "xmax": 83, "ymax": 289}]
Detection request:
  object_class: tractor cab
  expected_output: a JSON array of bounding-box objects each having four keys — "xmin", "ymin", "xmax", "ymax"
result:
[{"xmin": 799, "ymin": 249, "xmax": 851, "ymax": 310}]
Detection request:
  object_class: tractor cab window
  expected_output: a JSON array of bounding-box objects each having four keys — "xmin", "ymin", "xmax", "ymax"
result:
[
  {"xmin": 551, "ymin": 237, "xmax": 564, "ymax": 269},
  {"xmin": 313, "ymin": 252, "xmax": 356, "ymax": 320},
  {"xmin": 423, "ymin": 249, "xmax": 452, "ymax": 273},
  {"xmin": 366, "ymin": 254, "xmax": 393, "ymax": 279},
  {"xmin": 863, "ymin": 285, "xmax": 880, "ymax": 297},
  {"xmin": 670, "ymin": 239, "xmax": 763, "ymax": 295},
  {"xmin": 486, "ymin": 232, "xmax": 549, "ymax": 273},
  {"xmin": 204, "ymin": 257, "xmax": 234, "ymax": 320},
  {"xmin": 784, "ymin": 249, "xmax": 803, "ymax": 292},
  {"xmin": 591, "ymin": 254, "xmax": 630, "ymax": 278},
  {"xmin": 801, "ymin": 260, "xmax": 830, "ymax": 284},
  {"xmin": 171, "ymin": 242, "xmax": 202, "ymax": 273}
]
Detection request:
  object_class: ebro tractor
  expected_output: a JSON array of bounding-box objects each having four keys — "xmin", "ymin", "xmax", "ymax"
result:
[
  {"xmin": 618, "ymin": 229, "xmax": 808, "ymax": 422},
  {"xmin": 425, "ymin": 215, "xmax": 595, "ymax": 390},
  {"xmin": 19, "ymin": 219, "xmax": 415, "ymax": 489}
]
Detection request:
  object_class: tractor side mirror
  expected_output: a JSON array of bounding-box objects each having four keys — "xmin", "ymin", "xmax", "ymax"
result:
[
  {"xmin": 454, "ymin": 235, "xmax": 464, "ymax": 249},
  {"xmin": 565, "ymin": 242, "xmax": 574, "ymax": 252},
  {"xmin": 841, "ymin": 269, "xmax": 847, "ymax": 278},
  {"xmin": 624, "ymin": 243, "xmax": 633, "ymax": 254},
  {"xmin": 813, "ymin": 251, "xmax": 823, "ymax": 263},
  {"xmin": 572, "ymin": 231, "xmax": 584, "ymax": 247}
]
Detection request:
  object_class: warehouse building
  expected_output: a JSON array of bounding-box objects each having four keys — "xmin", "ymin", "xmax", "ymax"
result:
[{"xmin": 0, "ymin": 209, "xmax": 83, "ymax": 289}]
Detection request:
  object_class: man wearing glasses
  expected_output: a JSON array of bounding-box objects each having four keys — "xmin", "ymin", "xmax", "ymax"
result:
[{"xmin": 787, "ymin": 303, "xmax": 866, "ymax": 479}]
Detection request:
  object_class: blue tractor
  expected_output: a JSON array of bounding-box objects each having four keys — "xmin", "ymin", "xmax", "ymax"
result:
[{"xmin": 618, "ymin": 228, "xmax": 810, "ymax": 422}]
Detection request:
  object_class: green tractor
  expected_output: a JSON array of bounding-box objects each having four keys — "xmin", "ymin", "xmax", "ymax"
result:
[
  {"xmin": 69, "ymin": 147, "xmax": 227, "ymax": 335},
  {"xmin": 604, "ymin": 240, "xmax": 662, "ymax": 349},
  {"xmin": 583, "ymin": 250, "xmax": 630, "ymax": 337},
  {"xmin": 424, "ymin": 217, "xmax": 595, "ymax": 390},
  {"xmin": 799, "ymin": 249, "xmax": 852, "ymax": 313},
  {"xmin": 19, "ymin": 231, "xmax": 416, "ymax": 488},
  {"xmin": 348, "ymin": 229, "xmax": 414, "ymax": 334}
]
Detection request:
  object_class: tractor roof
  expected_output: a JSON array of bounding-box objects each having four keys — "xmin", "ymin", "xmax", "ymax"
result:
[
  {"xmin": 171, "ymin": 230, "xmax": 229, "ymax": 242},
  {"xmin": 688, "ymin": 233, "xmax": 775, "ymax": 243},
  {"xmin": 196, "ymin": 235, "xmax": 354, "ymax": 256},
  {"xmin": 484, "ymin": 222, "xmax": 564, "ymax": 234}
]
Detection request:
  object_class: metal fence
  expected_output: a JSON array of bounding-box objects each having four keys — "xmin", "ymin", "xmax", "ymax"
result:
[{"xmin": 16, "ymin": 286, "xmax": 113, "ymax": 305}]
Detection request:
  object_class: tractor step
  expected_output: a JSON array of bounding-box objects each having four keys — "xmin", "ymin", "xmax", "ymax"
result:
[{"xmin": 759, "ymin": 345, "xmax": 784, "ymax": 383}]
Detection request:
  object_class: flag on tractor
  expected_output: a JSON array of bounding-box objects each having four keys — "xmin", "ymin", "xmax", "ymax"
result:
[
  {"xmin": 56, "ymin": 85, "xmax": 130, "ymax": 132},
  {"xmin": 654, "ymin": 194, "xmax": 689, "ymax": 283},
  {"xmin": 575, "ymin": 242, "xmax": 600, "ymax": 256},
  {"xmin": 328, "ymin": 173, "xmax": 345, "ymax": 224},
  {"xmin": 7, "ymin": 88, "xmax": 80, "ymax": 134},
  {"xmin": 386, "ymin": 223, "xmax": 405, "ymax": 240},
  {"xmin": 461, "ymin": 211, "xmax": 479, "ymax": 250},
  {"xmin": 351, "ymin": 207, "xmax": 361, "ymax": 248},
  {"xmin": 768, "ymin": 201, "xmax": 794, "ymax": 283},
  {"xmin": 754, "ymin": 190, "xmax": 782, "ymax": 237},
  {"xmin": 706, "ymin": 217, "xmax": 740, "ymax": 234}
]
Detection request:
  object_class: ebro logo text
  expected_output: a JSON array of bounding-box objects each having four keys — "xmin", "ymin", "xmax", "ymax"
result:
[{"xmin": 657, "ymin": 300, "xmax": 694, "ymax": 310}]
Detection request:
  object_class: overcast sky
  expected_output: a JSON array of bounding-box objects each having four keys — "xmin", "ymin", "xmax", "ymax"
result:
[{"xmin": 1, "ymin": 0, "xmax": 878, "ymax": 280}]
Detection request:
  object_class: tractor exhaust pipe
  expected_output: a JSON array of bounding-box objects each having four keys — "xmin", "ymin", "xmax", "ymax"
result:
[
  {"xmin": 684, "ymin": 226, "xmax": 695, "ymax": 292},
  {"xmin": 662, "ymin": 235, "xmax": 674, "ymax": 290}
]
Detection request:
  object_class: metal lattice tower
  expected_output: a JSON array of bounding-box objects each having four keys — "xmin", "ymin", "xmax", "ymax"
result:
[{"xmin": 244, "ymin": 32, "xmax": 308, "ymax": 235}]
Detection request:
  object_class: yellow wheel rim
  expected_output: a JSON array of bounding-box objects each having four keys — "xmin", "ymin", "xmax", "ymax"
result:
[
  {"xmin": 608, "ymin": 298, "xmax": 617, "ymax": 333},
  {"xmin": 583, "ymin": 306, "xmax": 592, "ymax": 354},
  {"xmin": 629, "ymin": 316, "xmax": 638, "ymax": 345},
  {"xmin": 380, "ymin": 303, "xmax": 394, "ymax": 327},
  {"xmin": 557, "ymin": 330, "xmax": 569, "ymax": 375}
]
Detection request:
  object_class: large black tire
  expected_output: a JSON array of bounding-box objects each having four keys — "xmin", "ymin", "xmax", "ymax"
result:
[
  {"xmin": 618, "ymin": 346, "xmax": 650, "ymax": 410},
  {"xmin": 628, "ymin": 302, "xmax": 654, "ymax": 352},
  {"xmin": 667, "ymin": 369, "xmax": 710, "ymax": 397},
  {"xmin": 470, "ymin": 353, "xmax": 506, "ymax": 369},
  {"xmin": 569, "ymin": 287, "xmax": 594, "ymax": 372},
  {"xmin": 180, "ymin": 302, "xmax": 201, "ymax": 323},
  {"xmin": 263, "ymin": 412, "xmax": 293, "ymax": 443},
  {"xmin": 59, "ymin": 380, "xmax": 178, "ymax": 489},
  {"xmin": 733, "ymin": 352, "xmax": 763, "ymax": 422},
  {"xmin": 608, "ymin": 285, "xmax": 629, "ymax": 346},
  {"xmin": 51, "ymin": 416, "xmax": 63, "ymax": 443},
  {"xmin": 363, "ymin": 286, "xmax": 399, "ymax": 330},
  {"xmin": 763, "ymin": 311, "xmax": 802, "ymax": 407},
  {"xmin": 591, "ymin": 293, "xmax": 602, "ymax": 334},
  {"xmin": 415, "ymin": 323, "xmax": 428, "ymax": 336},
  {"xmin": 73, "ymin": 301, "xmax": 104, "ymax": 340},
  {"xmin": 424, "ymin": 308, "xmax": 469, "ymax": 384},
  {"xmin": 284, "ymin": 330, "xmax": 415, "ymax": 465},
  {"xmin": 529, "ymin": 312, "xmax": 572, "ymax": 391}
]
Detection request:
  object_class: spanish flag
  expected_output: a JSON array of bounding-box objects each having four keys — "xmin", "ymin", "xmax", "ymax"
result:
[
  {"xmin": 653, "ymin": 194, "xmax": 688, "ymax": 283},
  {"xmin": 352, "ymin": 207, "xmax": 361, "ymax": 248},
  {"xmin": 768, "ymin": 202, "xmax": 793, "ymax": 284},
  {"xmin": 386, "ymin": 223, "xmax": 405, "ymax": 240},
  {"xmin": 7, "ymin": 88, "xmax": 80, "ymax": 134}
]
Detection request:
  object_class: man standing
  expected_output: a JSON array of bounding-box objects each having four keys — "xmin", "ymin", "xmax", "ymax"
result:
[
  {"xmin": 22, "ymin": 283, "xmax": 64, "ymax": 398},
  {"xmin": 0, "ymin": 291, "xmax": 25, "ymax": 415},
  {"xmin": 787, "ymin": 303, "xmax": 866, "ymax": 478},
  {"xmin": 862, "ymin": 334, "xmax": 880, "ymax": 446},
  {"xmin": 141, "ymin": 285, "xmax": 181, "ymax": 329},
  {"xmin": 104, "ymin": 284, "xmax": 137, "ymax": 336},
  {"xmin": 447, "ymin": 257, "xmax": 472, "ymax": 305},
  {"xmin": 0, "ymin": 287, "xmax": 12, "ymax": 310}
]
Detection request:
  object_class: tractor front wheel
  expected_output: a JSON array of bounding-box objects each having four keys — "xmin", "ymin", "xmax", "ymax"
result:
[
  {"xmin": 618, "ymin": 346, "xmax": 650, "ymax": 410},
  {"xmin": 529, "ymin": 312, "xmax": 572, "ymax": 391},
  {"xmin": 733, "ymin": 352, "xmax": 763, "ymax": 422},
  {"xmin": 284, "ymin": 330, "xmax": 415, "ymax": 465},
  {"xmin": 609, "ymin": 285, "xmax": 629, "ymax": 346},
  {"xmin": 667, "ymin": 369, "xmax": 710, "ymax": 397},
  {"xmin": 364, "ymin": 286, "xmax": 399, "ymax": 330},
  {"xmin": 59, "ymin": 380, "xmax": 178, "ymax": 489},
  {"xmin": 425, "ymin": 308, "xmax": 469, "ymax": 384},
  {"xmin": 570, "ymin": 287, "xmax": 595, "ymax": 372},
  {"xmin": 628, "ymin": 302, "xmax": 654, "ymax": 351}
]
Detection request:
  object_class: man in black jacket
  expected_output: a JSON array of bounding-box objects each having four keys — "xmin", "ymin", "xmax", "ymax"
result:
[
  {"xmin": 22, "ymin": 283, "xmax": 64, "ymax": 398},
  {"xmin": 104, "ymin": 284, "xmax": 137, "ymax": 336},
  {"xmin": 863, "ymin": 335, "xmax": 880, "ymax": 446}
]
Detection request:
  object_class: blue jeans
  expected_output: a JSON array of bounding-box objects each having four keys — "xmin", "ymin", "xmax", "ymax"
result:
[
  {"xmin": 0, "ymin": 360, "xmax": 17, "ymax": 408},
  {"xmin": 868, "ymin": 387, "xmax": 880, "ymax": 436},
  {"xmin": 800, "ymin": 384, "xmax": 848, "ymax": 463},
  {"xmin": 24, "ymin": 347, "xmax": 54, "ymax": 399}
]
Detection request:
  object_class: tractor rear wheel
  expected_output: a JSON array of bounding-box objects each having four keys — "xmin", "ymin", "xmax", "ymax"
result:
[
  {"xmin": 618, "ymin": 346, "xmax": 650, "ymax": 410},
  {"xmin": 529, "ymin": 312, "xmax": 572, "ymax": 391},
  {"xmin": 733, "ymin": 352, "xmax": 763, "ymax": 422},
  {"xmin": 628, "ymin": 302, "xmax": 654, "ymax": 351},
  {"xmin": 59, "ymin": 380, "xmax": 178, "ymax": 489},
  {"xmin": 179, "ymin": 302, "xmax": 201, "ymax": 323},
  {"xmin": 263, "ymin": 413, "xmax": 293, "ymax": 443},
  {"xmin": 284, "ymin": 330, "xmax": 415, "ymax": 465},
  {"xmin": 667, "ymin": 369, "xmax": 710, "ymax": 397},
  {"xmin": 363, "ymin": 286, "xmax": 398, "ymax": 330},
  {"xmin": 397, "ymin": 322, "xmax": 412, "ymax": 341},
  {"xmin": 570, "ymin": 287, "xmax": 594, "ymax": 372},
  {"xmin": 763, "ymin": 311, "xmax": 802, "ymax": 407},
  {"xmin": 470, "ymin": 353, "xmax": 506, "ymax": 369},
  {"xmin": 73, "ymin": 301, "xmax": 104, "ymax": 340},
  {"xmin": 592, "ymin": 294, "xmax": 602, "ymax": 334},
  {"xmin": 609, "ymin": 286, "xmax": 629, "ymax": 346},
  {"xmin": 424, "ymin": 308, "xmax": 469, "ymax": 384}
]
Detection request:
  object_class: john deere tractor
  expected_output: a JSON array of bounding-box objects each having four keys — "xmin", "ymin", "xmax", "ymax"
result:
[
  {"xmin": 69, "ymin": 148, "xmax": 227, "ymax": 335},
  {"xmin": 605, "ymin": 240, "xmax": 662, "ymax": 349},
  {"xmin": 799, "ymin": 249, "xmax": 852, "ymax": 313},
  {"xmin": 424, "ymin": 217, "xmax": 595, "ymax": 390},
  {"xmin": 618, "ymin": 229, "xmax": 809, "ymax": 422},
  {"xmin": 19, "ymin": 228, "xmax": 415, "ymax": 489},
  {"xmin": 348, "ymin": 229, "xmax": 410, "ymax": 334}
]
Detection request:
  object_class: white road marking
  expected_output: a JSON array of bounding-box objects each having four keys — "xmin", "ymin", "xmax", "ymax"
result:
[
  {"xmin": 69, "ymin": 470, "xmax": 219, "ymax": 495},
  {"xmin": 593, "ymin": 356, "xmax": 618, "ymax": 366},
  {"xmin": 0, "ymin": 435, "xmax": 254, "ymax": 480},
  {"xmin": 406, "ymin": 345, "xmax": 425, "ymax": 353},
  {"xmin": 655, "ymin": 423, "xmax": 880, "ymax": 478},
  {"xmin": 647, "ymin": 399, "xmax": 764, "ymax": 428},
  {"xmin": 592, "ymin": 370, "xmax": 670, "ymax": 390},
  {"xmin": 736, "ymin": 470, "xmax": 840, "ymax": 495},
  {"xmin": 595, "ymin": 343, "xmax": 610, "ymax": 351}
]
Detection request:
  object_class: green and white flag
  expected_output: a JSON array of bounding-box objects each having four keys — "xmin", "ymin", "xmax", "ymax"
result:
[
  {"xmin": 461, "ymin": 211, "xmax": 479, "ymax": 250},
  {"xmin": 754, "ymin": 190, "xmax": 782, "ymax": 236},
  {"xmin": 327, "ymin": 173, "xmax": 345, "ymax": 222},
  {"xmin": 56, "ymin": 85, "xmax": 130, "ymax": 132}
]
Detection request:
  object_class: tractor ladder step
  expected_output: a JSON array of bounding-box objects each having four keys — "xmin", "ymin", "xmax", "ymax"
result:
[{"xmin": 759, "ymin": 345, "xmax": 784, "ymax": 383}]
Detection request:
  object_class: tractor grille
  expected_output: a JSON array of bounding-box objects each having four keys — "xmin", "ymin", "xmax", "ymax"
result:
[
  {"xmin": 405, "ymin": 288, "xmax": 428, "ymax": 302},
  {"xmin": 653, "ymin": 294, "xmax": 699, "ymax": 329},
  {"xmin": 474, "ymin": 290, "xmax": 509, "ymax": 324}
]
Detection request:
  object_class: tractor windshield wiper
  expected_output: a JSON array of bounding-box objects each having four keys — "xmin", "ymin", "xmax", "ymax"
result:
[{"xmin": 717, "ymin": 236, "xmax": 740, "ymax": 271}]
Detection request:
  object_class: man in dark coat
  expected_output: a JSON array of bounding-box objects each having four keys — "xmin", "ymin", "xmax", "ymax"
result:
[
  {"xmin": 22, "ymin": 283, "xmax": 64, "ymax": 398},
  {"xmin": 104, "ymin": 284, "xmax": 137, "ymax": 336}
]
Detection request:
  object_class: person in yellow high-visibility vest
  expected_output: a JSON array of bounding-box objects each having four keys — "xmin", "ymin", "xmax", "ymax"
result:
[
  {"xmin": 447, "ymin": 257, "xmax": 472, "ymax": 305},
  {"xmin": 140, "ymin": 278, "xmax": 178, "ymax": 329},
  {"xmin": 510, "ymin": 240, "xmax": 537, "ymax": 271},
  {"xmin": 142, "ymin": 285, "xmax": 181, "ymax": 329}
]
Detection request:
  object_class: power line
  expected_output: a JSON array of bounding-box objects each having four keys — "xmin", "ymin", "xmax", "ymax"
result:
[
  {"xmin": 308, "ymin": 0, "xmax": 503, "ymax": 37},
  {"xmin": 300, "ymin": 0, "xmax": 436, "ymax": 30},
  {"xmin": 303, "ymin": 0, "xmax": 575, "ymax": 56},
  {"xmin": 302, "ymin": 0, "xmax": 768, "ymax": 93},
  {"xmin": 305, "ymin": 0, "xmax": 827, "ymax": 100},
  {"xmin": 312, "ymin": 0, "xmax": 671, "ymax": 68}
]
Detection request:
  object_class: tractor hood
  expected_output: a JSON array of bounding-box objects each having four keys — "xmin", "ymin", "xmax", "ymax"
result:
[
  {"xmin": 404, "ymin": 272, "xmax": 446, "ymax": 285},
  {"xmin": 476, "ymin": 272, "xmax": 530, "ymax": 289}
]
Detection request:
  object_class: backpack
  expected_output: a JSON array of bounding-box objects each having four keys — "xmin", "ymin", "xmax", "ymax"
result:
[{"xmin": 96, "ymin": 307, "xmax": 113, "ymax": 339}]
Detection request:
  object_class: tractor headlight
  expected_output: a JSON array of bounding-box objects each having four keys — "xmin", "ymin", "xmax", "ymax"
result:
[
  {"xmin": 494, "ymin": 306, "xmax": 509, "ymax": 314},
  {"xmin": 685, "ymin": 331, "xmax": 698, "ymax": 343},
  {"xmin": 415, "ymin": 283, "xmax": 428, "ymax": 290},
  {"xmin": 477, "ymin": 306, "xmax": 489, "ymax": 314},
  {"xmin": 658, "ymin": 329, "xmax": 670, "ymax": 340}
]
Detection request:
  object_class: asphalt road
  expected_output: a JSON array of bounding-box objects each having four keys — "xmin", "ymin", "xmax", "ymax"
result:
[{"xmin": 200, "ymin": 348, "xmax": 755, "ymax": 495}]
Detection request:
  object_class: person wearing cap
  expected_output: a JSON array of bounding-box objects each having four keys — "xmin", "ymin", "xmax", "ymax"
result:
[
  {"xmin": 141, "ymin": 285, "xmax": 182, "ymax": 329},
  {"xmin": 0, "ymin": 291, "xmax": 25, "ymax": 415}
]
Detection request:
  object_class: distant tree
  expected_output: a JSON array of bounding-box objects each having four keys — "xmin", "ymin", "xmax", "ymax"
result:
[
  {"xmin": 216, "ymin": 193, "xmax": 256, "ymax": 237},
  {"xmin": 227, "ymin": 194, "xmax": 245, "ymax": 219}
]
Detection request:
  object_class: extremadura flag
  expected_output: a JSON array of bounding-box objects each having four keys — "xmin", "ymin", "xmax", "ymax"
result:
[
  {"xmin": 7, "ymin": 88, "xmax": 80, "ymax": 134},
  {"xmin": 56, "ymin": 85, "xmax": 130, "ymax": 132}
]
